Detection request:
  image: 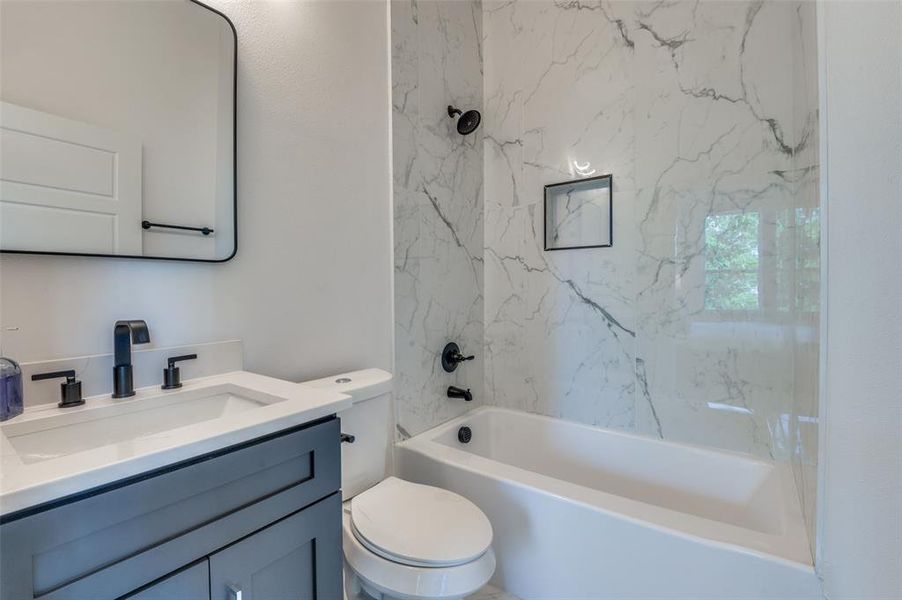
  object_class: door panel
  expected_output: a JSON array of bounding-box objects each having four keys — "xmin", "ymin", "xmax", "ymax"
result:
[
  {"xmin": 209, "ymin": 494, "xmax": 342, "ymax": 600},
  {"xmin": 0, "ymin": 101, "xmax": 142, "ymax": 254}
]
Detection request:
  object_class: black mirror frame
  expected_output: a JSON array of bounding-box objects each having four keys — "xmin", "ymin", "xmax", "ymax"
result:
[{"xmin": 0, "ymin": 0, "xmax": 238, "ymax": 264}]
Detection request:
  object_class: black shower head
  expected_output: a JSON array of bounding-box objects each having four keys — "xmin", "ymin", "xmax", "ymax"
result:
[{"xmin": 447, "ymin": 105, "xmax": 482, "ymax": 135}]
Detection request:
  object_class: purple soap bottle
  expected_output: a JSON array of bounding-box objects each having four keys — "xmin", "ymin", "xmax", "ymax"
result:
[{"xmin": 1, "ymin": 357, "xmax": 24, "ymax": 421}]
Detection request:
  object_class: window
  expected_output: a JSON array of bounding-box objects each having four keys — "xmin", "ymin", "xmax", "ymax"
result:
[
  {"xmin": 776, "ymin": 207, "xmax": 820, "ymax": 314},
  {"xmin": 703, "ymin": 207, "xmax": 820, "ymax": 318},
  {"xmin": 704, "ymin": 212, "xmax": 760, "ymax": 311}
]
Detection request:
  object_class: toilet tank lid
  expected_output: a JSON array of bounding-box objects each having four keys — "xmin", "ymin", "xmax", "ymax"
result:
[{"xmin": 299, "ymin": 368, "xmax": 393, "ymax": 404}]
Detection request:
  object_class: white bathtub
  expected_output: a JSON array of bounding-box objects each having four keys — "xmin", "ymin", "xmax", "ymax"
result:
[{"xmin": 396, "ymin": 407, "xmax": 821, "ymax": 599}]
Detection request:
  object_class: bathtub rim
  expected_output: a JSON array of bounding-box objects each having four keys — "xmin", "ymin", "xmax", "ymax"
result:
[{"xmin": 396, "ymin": 406, "xmax": 814, "ymax": 571}]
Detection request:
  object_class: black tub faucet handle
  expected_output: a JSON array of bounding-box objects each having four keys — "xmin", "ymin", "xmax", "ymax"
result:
[{"xmin": 441, "ymin": 342, "xmax": 475, "ymax": 372}]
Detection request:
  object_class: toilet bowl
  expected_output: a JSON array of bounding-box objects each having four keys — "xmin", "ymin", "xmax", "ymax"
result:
[
  {"xmin": 299, "ymin": 370, "xmax": 495, "ymax": 600},
  {"xmin": 342, "ymin": 478, "xmax": 495, "ymax": 600}
]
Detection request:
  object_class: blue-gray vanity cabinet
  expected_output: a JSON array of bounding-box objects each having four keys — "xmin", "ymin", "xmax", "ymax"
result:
[
  {"xmin": 123, "ymin": 561, "xmax": 210, "ymax": 600},
  {"xmin": 0, "ymin": 417, "xmax": 342, "ymax": 600},
  {"xmin": 209, "ymin": 493, "xmax": 343, "ymax": 600}
]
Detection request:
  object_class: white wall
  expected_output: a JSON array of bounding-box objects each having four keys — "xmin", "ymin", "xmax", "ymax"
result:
[
  {"xmin": 0, "ymin": 1, "xmax": 393, "ymax": 382},
  {"xmin": 818, "ymin": 1, "xmax": 902, "ymax": 597}
]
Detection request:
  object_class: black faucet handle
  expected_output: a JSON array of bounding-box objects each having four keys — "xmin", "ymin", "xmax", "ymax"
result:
[
  {"xmin": 441, "ymin": 342, "xmax": 476, "ymax": 372},
  {"xmin": 167, "ymin": 354, "xmax": 197, "ymax": 368},
  {"xmin": 162, "ymin": 354, "xmax": 197, "ymax": 390},
  {"xmin": 31, "ymin": 369, "xmax": 76, "ymax": 382},
  {"xmin": 31, "ymin": 370, "xmax": 84, "ymax": 408}
]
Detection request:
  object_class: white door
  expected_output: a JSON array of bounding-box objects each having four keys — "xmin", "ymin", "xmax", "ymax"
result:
[{"xmin": 0, "ymin": 102, "xmax": 142, "ymax": 255}]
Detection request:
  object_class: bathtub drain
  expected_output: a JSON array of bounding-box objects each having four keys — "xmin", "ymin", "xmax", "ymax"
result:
[{"xmin": 458, "ymin": 426, "xmax": 472, "ymax": 444}]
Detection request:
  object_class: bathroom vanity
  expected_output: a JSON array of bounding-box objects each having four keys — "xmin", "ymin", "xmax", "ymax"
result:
[{"xmin": 0, "ymin": 372, "xmax": 350, "ymax": 599}]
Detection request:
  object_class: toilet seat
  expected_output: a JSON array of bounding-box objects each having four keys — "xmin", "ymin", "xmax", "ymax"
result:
[
  {"xmin": 343, "ymin": 507, "xmax": 495, "ymax": 600},
  {"xmin": 350, "ymin": 477, "xmax": 493, "ymax": 568},
  {"xmin": 342, "ymin": 478, "xmax": 495, "ymax": 600}
]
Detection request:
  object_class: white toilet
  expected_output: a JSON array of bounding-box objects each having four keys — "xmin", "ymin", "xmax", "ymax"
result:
[{"xmin": 302, "ymin": 369, "xmax": 495, "ymax": 600}]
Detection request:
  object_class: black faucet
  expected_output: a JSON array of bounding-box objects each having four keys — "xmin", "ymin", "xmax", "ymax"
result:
[
  {"xmin": 112, "ymin": 320, "xmax": 150, "ymax": 398},
  {"xmin": 447, "ymin": 386, "xmax": 473, "ymax": 402},
  {"xmin": 441, "ymin": 342, "xmax": 475, "ymax": 373}
]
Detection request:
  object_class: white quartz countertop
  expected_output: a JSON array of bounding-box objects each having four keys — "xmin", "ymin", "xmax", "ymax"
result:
[{"xmin": 0, "ymin": 371, "xmax": 351, "ymax": 517}]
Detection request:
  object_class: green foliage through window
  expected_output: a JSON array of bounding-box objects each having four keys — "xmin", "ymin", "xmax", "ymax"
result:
[
  {"xmin": 776, "ymin": 207, "xmax": 821, "ymax": 313},
  {"xmin": 704, "ymin": 212, "xmax": 760, "ymax": 311}
]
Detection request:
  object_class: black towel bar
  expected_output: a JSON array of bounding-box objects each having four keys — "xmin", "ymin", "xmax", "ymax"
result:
[{"xmin": 142, "ymin": 221, "xmax": 214, "ymax": 235}]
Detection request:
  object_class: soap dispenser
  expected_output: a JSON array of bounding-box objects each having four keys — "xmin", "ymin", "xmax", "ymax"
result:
[{"xmin": 0, "ymin": 357, "xmax": 24, "ymax": 421}]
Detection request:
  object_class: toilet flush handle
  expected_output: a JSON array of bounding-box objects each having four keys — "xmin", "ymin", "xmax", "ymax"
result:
[{"xmin": 340, "ymin": 432, "xmax": 356, "ymax": 444}]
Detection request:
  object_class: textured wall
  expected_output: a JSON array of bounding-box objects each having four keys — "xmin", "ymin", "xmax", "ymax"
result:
[
  {"xmin": 818, "ymin": 1, "xmax": 902, "ymax": 595},
  {"xmin": 482, "ymin": 0, "xmax": 819, "ymax": 462},
  {"xmin": 391, "ymin": 0, "xmax": 484, "ymax": 438}
]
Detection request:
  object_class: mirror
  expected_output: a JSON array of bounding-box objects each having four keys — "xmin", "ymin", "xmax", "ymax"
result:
[{"xmin": 0, "ymin": 0, "xmax": 236, "ymax": 262}]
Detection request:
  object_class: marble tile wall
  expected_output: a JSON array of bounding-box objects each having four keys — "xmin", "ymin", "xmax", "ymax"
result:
[
  {"xmin": 390, "ymin": 0, "xmax": 820, "ymax": 507},
  {"xmin": 392, "ymin": 0, "xmax": 485, "ymax": 439},
  {"xmin": 482, "ymin": 0, "xmax": 820, "ymax": 464}
]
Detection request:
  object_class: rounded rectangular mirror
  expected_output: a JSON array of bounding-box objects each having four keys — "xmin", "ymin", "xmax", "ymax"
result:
[{"xmin": 0, "ymin": 0, "xmax": 236, "ymax": 262}]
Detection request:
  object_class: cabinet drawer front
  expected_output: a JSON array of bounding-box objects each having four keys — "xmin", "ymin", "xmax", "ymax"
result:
[{"xmin": 1, "ymin": 417, "xmax": 340, "ymax": 599}]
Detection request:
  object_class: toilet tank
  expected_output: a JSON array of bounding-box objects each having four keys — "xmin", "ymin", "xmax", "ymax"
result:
[{"xmin": 299, "ymin": 368, "xmax": 393, "ymax": 500}]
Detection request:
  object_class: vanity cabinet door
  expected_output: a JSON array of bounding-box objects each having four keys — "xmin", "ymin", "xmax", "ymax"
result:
[
  {"xmin": 209, "ymin": 493, "xmax": 342, "ymax": 600},
  {"xmin": 123, "ymin": 561, "xmax": 210, "ymax": 600}
]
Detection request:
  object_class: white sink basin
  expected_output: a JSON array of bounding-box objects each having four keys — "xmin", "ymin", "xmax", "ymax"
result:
[
  {"xmin": 0, "ymin": 371, "xmax": 352, "ymax": 516},
  {"xmin": 4, "ymin": 386, "xmax": 270, "ymax": 464}
]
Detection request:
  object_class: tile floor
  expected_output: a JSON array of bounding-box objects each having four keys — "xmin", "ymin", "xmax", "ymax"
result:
[
  {"xmin": 347, "ymin": 577, "xmax": 518, "ymax": 600},
  {"xmin": 469, "ymin": 584, "xmax": 520, "ymax": 600}
]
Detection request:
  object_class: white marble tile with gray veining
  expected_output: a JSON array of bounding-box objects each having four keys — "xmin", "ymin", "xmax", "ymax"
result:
[
  {"xmin": 392, "ymin": 0, "xmax": 485, "ymax": 439},
  {"xmin": 482, "ymin": 0, "xmax": 819, "ymax": 461},
  {"xmin": 391, "ymin": 0, "xmax": 818, "ymax": 467}
]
